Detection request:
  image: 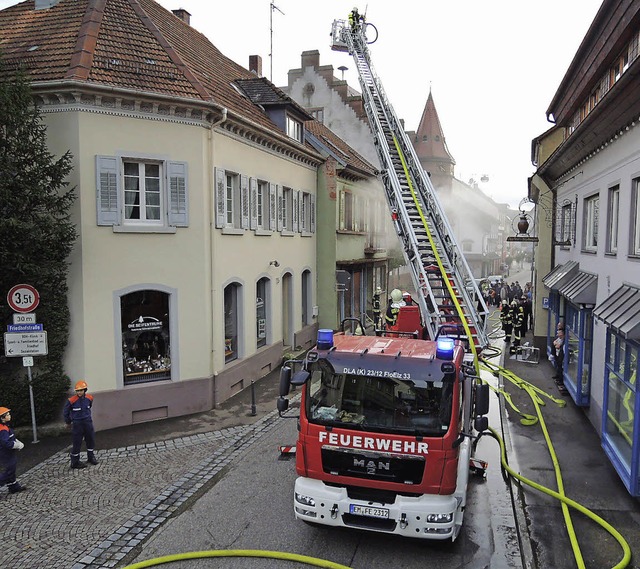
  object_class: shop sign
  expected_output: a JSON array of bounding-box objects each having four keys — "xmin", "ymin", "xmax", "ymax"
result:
[{"xmin": 128, "ymin": 316, "xmax": 163, "ymax": 331}]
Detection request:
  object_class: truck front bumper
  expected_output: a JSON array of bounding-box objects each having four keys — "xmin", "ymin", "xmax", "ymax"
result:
[{"xmin": 294, "ymin": 477, "xmax": 460, "ymax": 540}]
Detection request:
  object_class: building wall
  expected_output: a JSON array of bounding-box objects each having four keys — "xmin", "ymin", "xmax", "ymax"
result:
[
  {"xmin": 554, "ymin": 125, "xmax": 640, "ymax": 431},
  {"xmin": 41, "ymin": 107, "xmax": 318, "ymax": 430}
]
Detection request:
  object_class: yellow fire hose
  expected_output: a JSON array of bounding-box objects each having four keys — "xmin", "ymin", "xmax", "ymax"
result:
[
  {"xmin": 123, "ymin": 314, "xmax": 631, "ymax": 569},
  {"xmin": 122, "ymin": 549, "xmax": 352, "ymax": 568},
  {"xmin": 480, "ymin": 351, "xmax": 632, "ymax": 569}
]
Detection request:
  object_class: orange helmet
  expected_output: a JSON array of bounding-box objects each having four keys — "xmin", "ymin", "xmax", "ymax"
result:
[
  {"xmin": 0, "ymin": 407, "xmax": 10, "ymax": 418},
  {"xmin": 75, "ymin": 380, "xmax": 88, "ymax": 391}
]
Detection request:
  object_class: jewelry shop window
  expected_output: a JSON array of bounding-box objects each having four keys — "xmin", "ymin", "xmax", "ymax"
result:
[{"xmin": 121, "ymin": 290, "xmax": 171, "ymax": 385}]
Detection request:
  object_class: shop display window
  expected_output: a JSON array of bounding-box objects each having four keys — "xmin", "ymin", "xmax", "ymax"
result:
[{"xmin": 121, "ymin": 290, "xmax": 171, "ymax": 385}]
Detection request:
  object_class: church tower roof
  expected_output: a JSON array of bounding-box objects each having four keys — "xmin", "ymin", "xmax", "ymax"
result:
[{"xmin": 412, "ymin": 90, "xmax": 455, "ymax": 175}]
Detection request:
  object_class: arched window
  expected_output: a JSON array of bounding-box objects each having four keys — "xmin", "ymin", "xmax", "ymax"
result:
[
  {"xmin": 121, "ymin": 290, "xmax": 171, "ymax": 385},
  {"xmin": 302, "ymin": 270, "xmax": 312, "ymax": 325},
  {"xmin": 256, "ymin": 277, "xmax": 269, "ymax": 348},
  {"xmin": 224, "ymin": 283, "xmax": 241, "ymax": 363}
]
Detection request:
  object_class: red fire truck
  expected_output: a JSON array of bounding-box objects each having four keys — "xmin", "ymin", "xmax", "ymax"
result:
[{"xmin": 277, "ymin": 316, "xmax": 489, "ymax": 541}]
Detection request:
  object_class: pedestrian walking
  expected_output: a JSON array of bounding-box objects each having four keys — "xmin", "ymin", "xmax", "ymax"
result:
[
  {"xmin": 0, "ymin": 407, "xmax": 26, "ymax": 493},
  {"xmin": 64, "ymin": 380, "xmax": 98, "ymax": 469}
]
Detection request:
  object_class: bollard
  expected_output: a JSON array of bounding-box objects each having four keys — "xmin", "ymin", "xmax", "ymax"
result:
[{"xmin": 250, "ymin": 380, "xmax": 257, "ymax": 416}]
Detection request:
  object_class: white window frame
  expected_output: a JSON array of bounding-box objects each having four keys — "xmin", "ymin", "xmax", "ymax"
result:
[
  {"xmin": 123, "ymin": 161, "xmax": 162, "ymax": 224},
  {"xmin": 606, "ymin": 184, "xmax": 620, "ymax": 254},
  {"xmin": 96, "ymin": 155, "xmax": 188, "ymax": 232},
  {"xmin": 583, "ymin": 193, "xmax": 599, "ymax": 252},
  {"xmin": 214, "ymin": 167, "xmax": 248, "ymax": 232},
  {"xmin": 560, "ymin": 203, "xmax": 573, "ymax": 244},
  {"xmin": 282, "ymin": 186, "xmax": 294, "ymax": 233},
  {"xmin": 286, "ymin": 115, "xmax": 302, "ymax": 142},
  {"xmin": 633, "ymin": 178, "xmax": 640, "ymax": 256}
]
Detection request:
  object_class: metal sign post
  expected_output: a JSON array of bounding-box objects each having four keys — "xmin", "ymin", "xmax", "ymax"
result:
[
  {"xmin": 5, "ymin": 285, "xmax": 44, "ymax": 444},
  {"xmin": 23, "ymin": 358, "xmax": 38, "ymax": 443}
]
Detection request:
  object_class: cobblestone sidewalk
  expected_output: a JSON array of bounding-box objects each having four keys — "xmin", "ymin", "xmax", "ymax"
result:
[{"xmin": 0, "ymin": 409, "xmax": 282, "ymax": 569}]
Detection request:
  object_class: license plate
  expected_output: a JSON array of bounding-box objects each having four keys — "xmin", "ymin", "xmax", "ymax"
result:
[{"xmin": 349, "ymin": 504, "xmax": 389, "ymax": 519}]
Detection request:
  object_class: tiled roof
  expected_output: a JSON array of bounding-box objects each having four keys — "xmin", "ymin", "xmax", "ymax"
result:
[
  {"xmin": 305, "ymin": 120, "xmax": 376, "ymax": 177},
  {"xmin": 0, "ymin": 0, "xmax": 297, "ymax": 134},
  {"xmin": 235, "ymin": 77, "xmax": 312, "ymax": 119},
  {"xmin": 414, "ymin": 91, "xmax": 455, "ymax": 163}
]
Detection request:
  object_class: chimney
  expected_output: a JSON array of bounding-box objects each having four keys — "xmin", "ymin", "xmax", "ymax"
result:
[
  {"xmin": 301, "ymin": 50, "xmax": 320, "ymax": 70},
  {"xmin": 35, "ymin": 0, "xmax": 62, "ymax": 9},
  {"xmin": 249, "ymin": 55, "xmax": 263, "ymax": 77},
  {"xmin": 171, "ymin": 9, "xmax": 191, "ymax": 25}
]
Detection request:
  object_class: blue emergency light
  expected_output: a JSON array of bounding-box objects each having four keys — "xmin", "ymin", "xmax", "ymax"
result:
[
  {"xmin": 317, "ymin": 329, "xmax": 334, "ymax": 350},
  {"xmin": 436, "ymin": 337, "xmax": 455, "ymax": 360}
]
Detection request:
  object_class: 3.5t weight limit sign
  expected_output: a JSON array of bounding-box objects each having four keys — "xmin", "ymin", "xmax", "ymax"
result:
[{"xmin": 7, "ymin": 284, "xmax": 40, "ymax": 313}]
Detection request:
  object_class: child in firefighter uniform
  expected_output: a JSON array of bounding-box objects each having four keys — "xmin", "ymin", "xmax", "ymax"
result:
[
  {"xmin": 0, "ymin": 407, "xmax": 26, "ymax": 493},
  {"xmin": 63, "ymin": 380, "xmax": 98, "ymax": 469}
]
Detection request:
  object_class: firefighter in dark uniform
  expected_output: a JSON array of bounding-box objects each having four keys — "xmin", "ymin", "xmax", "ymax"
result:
[
  {"xmin": 64, "ymin": 380, "xmax": 98, "ymax": 469},
  {"xmin": 500, "ymin": 300, "xmax": 512, "ymax": 343},
  {"xmin": 372, "ymin": 287, "xmax": 383, "ymax": 330},
  {"xmin": 385, "ymin": 288, "xmax": 404, "ymax": 328},
  {"xmin": 0, "ymin": 407, "xmax": 26, "ymax": 493},
  {"xmin": 510, "ymin": 300, "xmax": 525, "ymax": 354},
  {"xmin": 349, "ymin": 7, "xmax": 363, "ymax": 30}
]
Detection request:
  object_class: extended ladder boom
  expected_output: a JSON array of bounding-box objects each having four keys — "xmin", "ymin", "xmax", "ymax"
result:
[{"xmin": 331, "ymin": 17, "xmax": 489, "ymax": 351}]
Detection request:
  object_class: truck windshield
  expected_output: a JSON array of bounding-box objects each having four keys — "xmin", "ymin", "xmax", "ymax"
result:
[{"xmin": 306, "ymin": 360, "xmax": 453, "ymax": 437}]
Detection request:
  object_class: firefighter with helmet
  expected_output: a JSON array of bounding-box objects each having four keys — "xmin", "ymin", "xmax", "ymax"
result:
[
  {"xmin": 385, "ymin": 288, "xmax": 405, "ymax": 328},
  {"xmin": 372, "ymin": 287, "xmax": 383, "ymax": 330},
  {"xmin": 500, "ymin": 300, "xmax": 512, "ymax": 343},
  {"xmin": 510, "ymin": 300, "xmax": 525, "ymax": 354},
  {"xmin": 0, "ymin": 407, "xmax": 26, "ymax": 493},
  {"xmin": 63, "ymin": 380, "xmax": 98, "ymax": 469}
]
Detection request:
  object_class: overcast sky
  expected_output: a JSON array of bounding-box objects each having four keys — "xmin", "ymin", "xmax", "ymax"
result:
[{"xmin": 1, "ymin": 0, "xmax": 604, "ymax": 208}]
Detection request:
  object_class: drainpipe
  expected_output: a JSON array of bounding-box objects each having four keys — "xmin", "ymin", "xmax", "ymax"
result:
[{"xmin": 209, "ymin": 107, "xmax": 227, "ymax": 406}]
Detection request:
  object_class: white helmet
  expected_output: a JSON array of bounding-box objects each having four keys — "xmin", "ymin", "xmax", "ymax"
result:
[{"xmin": 390, "ymin": 289, "xmax": 403, "ymax": 302}]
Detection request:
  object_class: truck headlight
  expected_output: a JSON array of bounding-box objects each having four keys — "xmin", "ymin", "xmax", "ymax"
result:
[
  {"xmin": 295, "ymin": 493, "xmax": 316, "ymax": 507},
  {"xmin": 426, "ymin": 512, "xmax": 453, "ymax": 523}
]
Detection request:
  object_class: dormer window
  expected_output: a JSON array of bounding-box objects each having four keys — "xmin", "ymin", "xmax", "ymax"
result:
[{"xmin": 286, "ymin": 115, "xmax": 302, "ymax": 142}]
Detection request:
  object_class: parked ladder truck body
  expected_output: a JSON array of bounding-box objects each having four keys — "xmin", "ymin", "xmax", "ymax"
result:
[{"xmin": 277, "ymin": 13, "xmax": 491, "ymax": 541}]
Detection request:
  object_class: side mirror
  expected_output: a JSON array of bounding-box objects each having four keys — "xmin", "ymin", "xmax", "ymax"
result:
[
  {"xmin": 277, "ymin": 397, "xmax": 289, "ymax": 413},
  {"xmin": 475, "ymin": 382, "xmax": 490, "ymax": 416},
  {"xmin": 474, "ymin": 416, "xmax": 488, "ymax": 433},
  {"xmin": 291, "ymin": 370, "xmax": 310, "ymax": 386},
  {"xmin": 279, "ymin": 366, "xmax": 292, "ymax": 397}
]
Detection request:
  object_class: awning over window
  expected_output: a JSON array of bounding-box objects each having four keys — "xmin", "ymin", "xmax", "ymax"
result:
[
  {"xmin": 559, "ymin": 271, "xmax": 597, "ymax": 305},
  {"xmin": 542, "ymin": 260, "xmax": 579, "ymax": 290},
  {"xmin": 593, "ymin": 284, "xmax": 640, "ymax": 339}
]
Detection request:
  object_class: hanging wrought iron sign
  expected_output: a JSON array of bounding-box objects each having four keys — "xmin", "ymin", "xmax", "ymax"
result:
[{"xmin": 506, "ymin": 211, "xmax": 539, "ymax": 242}]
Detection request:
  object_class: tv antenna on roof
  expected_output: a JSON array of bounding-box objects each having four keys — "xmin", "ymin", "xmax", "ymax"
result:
[{"xmin": 270, "ymin": 1, "xmax": 285, "ymax": 82}]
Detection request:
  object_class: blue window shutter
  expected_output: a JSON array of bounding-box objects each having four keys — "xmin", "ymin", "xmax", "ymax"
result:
[
  {"xmin": 96, "ymin": 155, "xmax": 120, "ymax": 226},
  {"xmin": 249, "ymin": 178, "xmax": 258, "ymax": 230},
  {"xmin": 215, "ymin": 167, "xmax": 226, "ymax": 228},
  {"xmin": 241, "ymin": 174, "xmax": 249, "ymax": 229},
  {"xmin": 168, "ymin": 161, "xmax": 188, "ymax": 227},
  {"xmin": 311, "ymin": 194, "xmax": 316, "ymax": 233},
  {"xmin": 269, "ymin": 182, "xmax": 277, "ymax": 230},
  {"xmin": 276, "ymin": 185, "xmax": 283, "ymax": 231}
]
